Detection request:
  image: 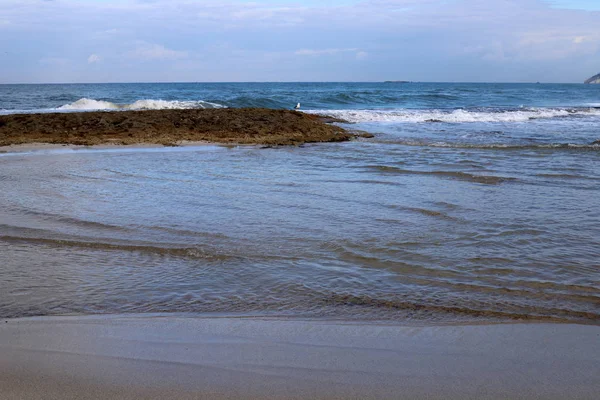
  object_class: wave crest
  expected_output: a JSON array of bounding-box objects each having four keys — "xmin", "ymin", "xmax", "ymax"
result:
[
  {"xmin": 59, "ymin": 98, "xmax": 119, "ymax": 110},
  {"xmin": 312, "ymin": 108, "xmax": 600, "ymax": 124},
  {"xmin": 58, "ymin": 98, "xmax": 225, "ymax": 111}
]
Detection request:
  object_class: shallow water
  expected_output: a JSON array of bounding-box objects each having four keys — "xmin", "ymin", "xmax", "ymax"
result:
[
  {"xmin": 1, "ymin": 82, "xmax": 599, "ymax": 323},
  {"xmin": 1, "ymin": 143, "xmax": 598, "ymax": 323}
]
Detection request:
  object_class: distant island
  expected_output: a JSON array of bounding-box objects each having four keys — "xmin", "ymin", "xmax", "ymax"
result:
[
  {"xmin": 584, "ymin": 73, "xmax": 600, "ymax": 84},
  {"xmin": 384, "ymin": 80, "xmax": 411, "ymax": 83}
]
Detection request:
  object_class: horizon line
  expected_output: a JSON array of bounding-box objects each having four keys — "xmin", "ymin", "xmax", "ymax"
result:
[{"xmin": 0, "ymin": 81, "xmax": 590, "ymax": 85}]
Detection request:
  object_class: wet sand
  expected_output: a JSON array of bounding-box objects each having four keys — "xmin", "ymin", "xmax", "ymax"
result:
[
  {"xmin": 0, "ymin": 109, "xmax": 356, "ymax": 147},
  {"xmin": 1, "ymin": 315, "xmax": 599, "ymax": 399}
]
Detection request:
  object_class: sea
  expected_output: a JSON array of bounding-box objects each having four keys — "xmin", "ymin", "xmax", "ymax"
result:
[{"xmin": 1, "ymin": 82, "xmax": 599, "ymax": 324}]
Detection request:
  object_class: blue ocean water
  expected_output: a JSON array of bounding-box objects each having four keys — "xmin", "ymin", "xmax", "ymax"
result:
[
  {"xmin": 1, "ymin": 82, "xmax": 599, "ymax": 324},
  {"xmin": 1, "ymin": 82, "xmax": 599, "ymax": 111},
  {"xmin": 2, "ymin": 82, "xmax": 599, "ymax": 148}
]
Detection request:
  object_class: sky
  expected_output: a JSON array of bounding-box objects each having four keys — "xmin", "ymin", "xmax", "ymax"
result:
[{"xmin": 0, "ymin": 0, "xmax": 599, "ymax": 83}]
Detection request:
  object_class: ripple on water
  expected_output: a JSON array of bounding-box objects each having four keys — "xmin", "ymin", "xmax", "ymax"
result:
[
  {"xmin": 1, "ymin": 137, "xmax": 599, "ymax": 325},
  {"xmin": 363, "ymin": 165, "xmax": 517, "ymax": 184}
]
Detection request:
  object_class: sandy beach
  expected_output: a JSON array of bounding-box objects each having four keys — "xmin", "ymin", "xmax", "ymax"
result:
[
  {"xmin": 3, "ymin": 0, "xmax": 600, "ymax": 396},
  {"xmin": 1, "ymin": 315, "xmax": 599, "ymax": 399}
]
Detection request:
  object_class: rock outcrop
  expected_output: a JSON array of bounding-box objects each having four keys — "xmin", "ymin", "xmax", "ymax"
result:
[
  {"xmin": 584, "ymin": 73, "xmax": 600, "ymax": 84},
  {"xmin": 0, "ymin": 109, "xmax": 356, "ymax": 147}
]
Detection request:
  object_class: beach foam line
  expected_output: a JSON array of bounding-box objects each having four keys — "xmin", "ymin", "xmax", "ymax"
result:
[
  {"xmin": 1, "ymin": 315, "xmax": 599, "ymax": 399},
  {"xmin": 385, "ymin": 140, "xmax": 600, "ymax": 150},
  {"xmin": 57, "ymin": 98, "xmax": 226, "ymax": 111},
  {"xmin": 311, "ymin": 107, "xmax": 600, "ymax": 123}
]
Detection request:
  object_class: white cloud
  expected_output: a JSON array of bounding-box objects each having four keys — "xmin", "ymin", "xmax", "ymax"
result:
[
  {"xmin": 87, "ymin": 54, "xmax": 101, "ymax": 64},
  {"xmin": 129, "ymin": 43, "xmax": 188, "ymax": 60}
]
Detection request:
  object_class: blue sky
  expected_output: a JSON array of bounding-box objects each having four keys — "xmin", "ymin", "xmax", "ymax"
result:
[
  {"xmin": 0, "ymin": 0, "xmax": 599, "ymax": 83},
  {"xmin": 550, "ymin": 0, "xmax": 600, "ymax": 10}
]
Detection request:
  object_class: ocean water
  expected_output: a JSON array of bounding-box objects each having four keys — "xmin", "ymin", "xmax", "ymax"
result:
[{"xmin": 1, "ymin": 82, "xmax": 599, "ymax": 324}]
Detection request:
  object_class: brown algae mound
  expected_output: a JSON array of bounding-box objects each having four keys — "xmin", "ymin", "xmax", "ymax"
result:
[{"xmin": 0, "ymin": 108, "xmax": 357, "ymax": 147}]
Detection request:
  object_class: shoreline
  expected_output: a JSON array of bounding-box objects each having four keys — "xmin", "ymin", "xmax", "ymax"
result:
[
  {"xmin": 0, "ymin": 108, "xmax": 361, "ymax": 147},
  {"xmin": 1, "ymin": 314, "xmax": 599, "ymax": 399},
  {"xmin": 0, "ymin": 141, "xmax": 224, "ymax": 154}
]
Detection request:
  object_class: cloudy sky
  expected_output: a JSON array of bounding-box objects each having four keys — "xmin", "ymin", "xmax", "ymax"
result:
[{"xmin": 0, "ymin": 0, "xmax": 599, "ymax": 83}]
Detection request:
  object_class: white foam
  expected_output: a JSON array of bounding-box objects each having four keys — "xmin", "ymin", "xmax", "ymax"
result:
[
  {"xmin": 58, "ymin": 98, "xmax": 119, "ymax": 110},
  {"xmin": 57, "ymin": 98, "xmax": 225, "ymax": 111},
  {"xmin": 310, "ymin": 108, "xmax": 600, "ymax": 124},
  {"xmin": 126, "ymin": 99, "xmax": 224, "ymax": 110}
]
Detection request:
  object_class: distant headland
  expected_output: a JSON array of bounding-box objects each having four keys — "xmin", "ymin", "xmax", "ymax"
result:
[
  {"xmin": 584, "ymin": 73, "xmax": 600, "ymax": 84},
  {"xmin": 384, "ymin": 80, "xmax": 411, "ymax": 84}
]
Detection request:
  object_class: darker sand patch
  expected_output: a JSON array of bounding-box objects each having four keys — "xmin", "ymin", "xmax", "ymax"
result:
[{"xmin": 0, "ymin": 109, "xmax": 358, "ymax": 147}]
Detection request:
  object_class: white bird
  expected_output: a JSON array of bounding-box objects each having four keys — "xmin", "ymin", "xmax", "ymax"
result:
[{"xmin": 294, "ymin": 103, "xmax": 301, "ymax": 110}]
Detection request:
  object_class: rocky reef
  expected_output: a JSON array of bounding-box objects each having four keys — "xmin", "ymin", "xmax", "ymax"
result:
[{"xmin": 0, "ymin": 108, "xmax": 362, "ymax": 147}]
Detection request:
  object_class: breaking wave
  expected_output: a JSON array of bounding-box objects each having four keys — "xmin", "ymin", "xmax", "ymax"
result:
[
  {"xmin": 58, "ymin": 98, "xmax": 225, "ymax": 111},
  {"xmin": 312, "ymin": 107, "xmax": 600, "ymax": 124}
]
